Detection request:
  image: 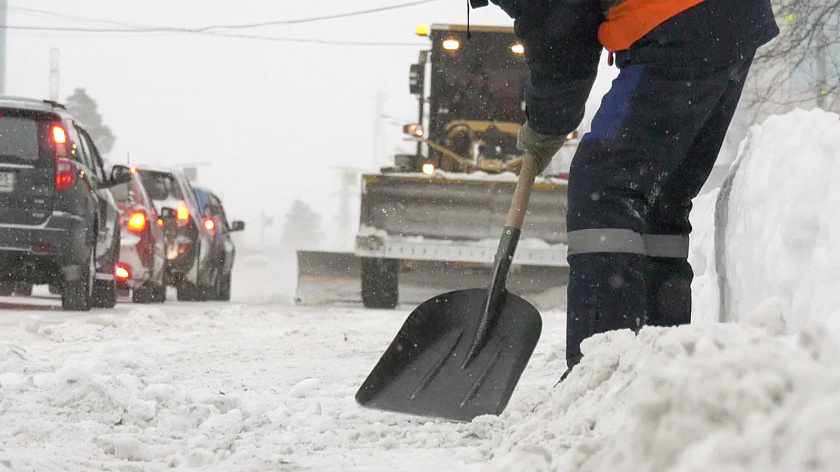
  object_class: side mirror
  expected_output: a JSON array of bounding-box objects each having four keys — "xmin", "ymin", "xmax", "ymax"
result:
[
  {"xmin": 409, "ymin": 63, "xmax": 424, "ymax": 95},
  {"xmin": 230, "ymin": 221, "xmax": 245, "ymax": 232},
  {"xmin": 403, "ymin": 123, "xmax": 424, "ymax": 138},
  {"xmin": 109, "ymin": 165, "xmax": 133, "ymax": 186}
]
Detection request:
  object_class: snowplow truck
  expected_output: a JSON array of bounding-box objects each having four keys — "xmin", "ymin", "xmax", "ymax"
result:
[{"xmin": 296, "ymin": 24, "xmax": 576, "ymax": 308}]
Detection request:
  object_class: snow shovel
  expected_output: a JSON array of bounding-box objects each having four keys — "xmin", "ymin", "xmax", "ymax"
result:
[{"xmin": 355, "ymin": 156, "xmax": 542, "ymax": 422}]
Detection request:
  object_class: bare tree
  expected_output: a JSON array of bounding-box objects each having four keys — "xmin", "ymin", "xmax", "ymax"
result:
[
  {"xmin": 281, "ymin": 200, "xmax": 324, "ymax": 250},
  {"xmin": 65, "ymin": 88, "xmax": 117, "ymax": 155},
  {"xmin": 748, "ymin": 0, "xmax": 840, "ymax": 114}
]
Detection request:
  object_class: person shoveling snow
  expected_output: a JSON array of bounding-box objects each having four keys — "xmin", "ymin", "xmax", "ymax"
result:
[{"xmin": 479, "ymin": 0, "xmax": 778, "ymax": 374}]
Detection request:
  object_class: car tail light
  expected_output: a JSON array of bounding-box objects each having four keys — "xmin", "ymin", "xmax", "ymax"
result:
[
  {"xmin": 127, "ymin": 211, "xmax": 147, "ymax": 232},
  {"xmin": 51, "ymin": 123, "xmax": 74, "ymax": 190},
  {"xmin": 176, "ymin": 204, "xmax": 189, "ymax": 222},
  {"xmin": 52, "ymin": 125, "xmax": 66, "ymax": 144},
  {"xmin": 55, "ymin": 158, "xmax": 74, "ymax": 190},
  {"xmin": 52, "ymin": 125, "xmax": 70, "ymax": 159},
  {"xmin": 116, "ymin": 264, "xmax": 131, "ymax": 280},
  {"xmin": 203, "ymin": 218, "xmax": 215, "ymax": 232}
]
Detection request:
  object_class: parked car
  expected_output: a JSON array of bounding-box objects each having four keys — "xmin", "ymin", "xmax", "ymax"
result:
[
  {"xmin": 193, "ymin": 186, "xmax": 245, "ymax": 300},
  {"xmin": 134, "ymin": 167, "xmax": 213, "ymax": 300},
  {"xmin": 110, "ymin": 165, "xmax": 167, "ymax": 303},
  {"xmin": 0, "ymin": 97, "xmax": 129, "ymax": 310}
]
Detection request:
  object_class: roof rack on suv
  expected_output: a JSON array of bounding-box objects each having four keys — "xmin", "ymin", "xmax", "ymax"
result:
[
  {"xmin": 0, "ymin": 96, "xmax": 67, "ymax": 109},
  {"xmin": 42, "ymin": 99, "xmax": 67, "ymax": 110}
]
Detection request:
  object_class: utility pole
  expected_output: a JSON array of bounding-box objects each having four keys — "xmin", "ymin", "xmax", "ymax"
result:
[
  {"xmin": 0, "ymin": 0, "xmax": 8, "ymax": 95},
  {"xmin": 50, "ymin": 48, "xmax": 60, "ymax": 101}
]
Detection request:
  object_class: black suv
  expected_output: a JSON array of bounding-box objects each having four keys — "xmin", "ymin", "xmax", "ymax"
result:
[
  {"xmin": 0, "ymin": 97, "xmax": 130, "ymax": 310},
  {"xmin": 134, "ymin": 167, "xmax": 214, "ymax": 301},
  {"xmin": 193, "ymin": 186, "xmax": 245, "ymax": 301}
]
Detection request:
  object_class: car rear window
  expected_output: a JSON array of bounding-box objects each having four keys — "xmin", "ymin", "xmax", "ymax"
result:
[
  {"xmin": 137, "ymin": 170, "xmax": 184, "ymax": 202},
  {"xmin": 194, "ymin": 188, "xmax": 209, "ymax": 213},
  {"xmin": 0, "ymin": 115, "xmax": 41, "ymax": 164}
]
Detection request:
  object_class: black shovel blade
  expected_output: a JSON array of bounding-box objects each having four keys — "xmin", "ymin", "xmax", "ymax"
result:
[{"xmin": 356, "ymin": 288, "xmax": 541, "ymax": 422}]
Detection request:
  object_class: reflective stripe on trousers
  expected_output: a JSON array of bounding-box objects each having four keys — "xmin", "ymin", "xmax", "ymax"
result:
[{"xmin": 567, "ymin": 228, "xmax": 689, "ymax": 259}]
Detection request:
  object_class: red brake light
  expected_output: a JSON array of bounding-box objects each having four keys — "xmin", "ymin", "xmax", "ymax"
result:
[
  {"xmin": 203, "ymin": 218, "xmax": 215, "ymax": 231},
  {"xmin": 116, "ymin": 264, "xmax": 130, "ymax": 280},
  {"xmin": 127, "ymin": 211, "xmax": 147, "ymax": 232},
  {"xmin": 55, "ymin": 158, "xmax": 74, "ymax": 191},
  {"xmin": 176, "ymin": 204, "xmax": 190, "ymax": 222},
  {"xmin": 51, "ymin": 124, "xmax": 70, "ymax": 159},
  {"xmin": 52, "ymin": 125, "xmax": 67, "ymax": 144}
]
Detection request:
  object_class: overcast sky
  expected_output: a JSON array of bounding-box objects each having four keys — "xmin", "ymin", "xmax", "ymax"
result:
[{"xmin": 5, "ymin": 1, "xmax": 613, "ymax": 248}]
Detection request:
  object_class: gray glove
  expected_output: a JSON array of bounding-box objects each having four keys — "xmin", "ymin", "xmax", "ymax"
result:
[{"xmin": 516, "ymin": 121, "xmax": 566, "ymax": 173}]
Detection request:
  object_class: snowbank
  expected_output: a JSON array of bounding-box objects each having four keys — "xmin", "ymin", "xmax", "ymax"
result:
[
  {"xmin": 718, "ymin": 109, "xmax": 840, "ymax": 337},
  {"xmin": 480, "ymin": 323, "xmax": 840, "ymax": 472}
]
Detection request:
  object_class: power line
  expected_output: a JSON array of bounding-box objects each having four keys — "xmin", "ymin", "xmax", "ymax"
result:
[
  {"xmin": 200, "ymin": 0, "xmax": 441, "ymax": 29},
  {"xmin": 2, "ymin": 24, "xmax": 427, "ymax": 46},
  {"xmin": 3, "ymin": 2, "xmax": 440, "ymax": 46},
  {"xmin": 9, "ymin": 0, "xmax": 440, "ymax": 32}
]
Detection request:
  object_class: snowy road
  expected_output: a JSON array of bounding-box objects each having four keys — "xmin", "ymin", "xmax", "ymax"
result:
[{"xmin": 0, "ymin": 263, "xmax": 568, "ymax": 471}]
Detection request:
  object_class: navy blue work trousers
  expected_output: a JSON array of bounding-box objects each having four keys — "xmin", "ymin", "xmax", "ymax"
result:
[{"xmin": 565, "ymin": 50, "xmax": 754, "ymax": 368}]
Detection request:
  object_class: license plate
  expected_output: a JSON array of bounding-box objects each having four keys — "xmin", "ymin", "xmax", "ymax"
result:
[{"xmin": 0, "ymin": 172, "xmax": 14, "ymax": 192}]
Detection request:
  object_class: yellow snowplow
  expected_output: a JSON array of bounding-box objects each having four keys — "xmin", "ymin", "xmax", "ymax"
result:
[{"xmin": 296, "ymin": 24, "xmax": 575, "ymax": 308}]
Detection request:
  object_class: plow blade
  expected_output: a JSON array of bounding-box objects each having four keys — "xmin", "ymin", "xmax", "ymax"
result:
[
  {"xmin": 360, "ymin": 174, "xmax": 568, "ymax": 244},
  {"xmin": 295, "ymin": 174, "xmax": 570, "ymax": 309},
  {"xmin": 295, "ymin": 251, "xmax": 361, "ymax": 306}
]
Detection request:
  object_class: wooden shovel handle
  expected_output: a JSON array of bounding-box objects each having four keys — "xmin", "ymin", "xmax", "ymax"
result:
[{"xmin": 505, "ymin": 155, "xmax": 539, "ymax": 229}]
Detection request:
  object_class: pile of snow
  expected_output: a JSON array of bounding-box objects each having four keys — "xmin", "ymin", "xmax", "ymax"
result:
[{"xmin": 720, "ymin": 109, "xmax": 840, "ymax": 336}]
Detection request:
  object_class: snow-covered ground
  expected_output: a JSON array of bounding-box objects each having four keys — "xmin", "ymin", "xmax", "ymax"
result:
[{"xmin": 2, "ymin": 109, "xmax": 840, "ymax": 471}]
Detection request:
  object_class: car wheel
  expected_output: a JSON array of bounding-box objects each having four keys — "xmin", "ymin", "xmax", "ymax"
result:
[
  {"xmin": 62, "ymin": 246, "xmax": 94, "ymax": 311},
  {"xmin": 92, "ymin": 278, "xmax": 117, "ymax": 308},
  {"xmin": 152, "ymin": 270, "xmax": 167, "ymax": 303},
  {"xmin": 361, "ymin": 258, "xmax": 399, "ymax": 309},
  {"xmin": 92, "ymin": 239, "xmax": 119, "ymax": 308},
  {"xmin": 176, "ymin": 281, "xmax": 197, "ymax": 301},
  {"xmin": 198, "ymin": 268, "xmax": 219, "ymax": 301},
  {"xmin": 151, "ymin": 283, "xmax": 167, "ymax": 303},
  {"xmin": 214, "ymin": 270, "xmax": 231, "ymax": 301},
  {"xmin": 132, "ymin": 284, "xmax": 153, "ymax": 303}
]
